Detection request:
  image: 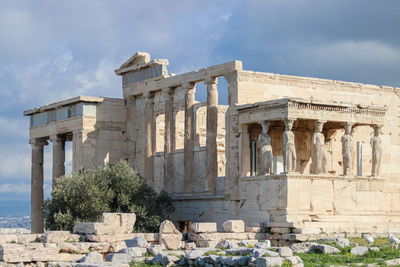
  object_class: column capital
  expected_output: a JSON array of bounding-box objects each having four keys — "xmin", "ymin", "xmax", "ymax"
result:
[
  {"xmin": 29, "ymin": 138, "xmax": 48, "ymax": 147},
  {"xmin": 343, "ymin": 122, "xmax": 355, "ymax": 135},
  {"xmin": 261, "ymin": 121, "xmax": 270, "ymax": 133},
  {"xmin": 143, "ymin": 91, "xmax": 154, "ymax": 100},
  {"xmin": 183, "ymin": 82, "xmax": 196, "ymax": 91},
  {"xmin": 162, "ymin": 87, "xmax": 173, "ymax": 97},
  {"xmin": 49, "ymin": 135, "xmax": 65, "ymax": 143},
  {"xmin": 284, "ymin": 118, "xmax": 296, "ymax": 130},
  {"xmin": 125, "ymin": 95, "xmax": 136, "ymax": 105},
  {"xmin": 205, "ymin": 77, "xmax": 218, "ymax": 85}
]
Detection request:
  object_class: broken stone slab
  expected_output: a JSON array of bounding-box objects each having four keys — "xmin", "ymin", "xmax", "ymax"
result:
[
  {"xmin": 256, "ymin": 256, "xmax": 283, "ymax": 267},
  {"xmin": 102, "ymin": 213, "xmax": 136, "ymax": 234},
  {"xmin": 40, "ymin": 231, "xmax": 80, "ymax": 243},
  {"xmin": 350, "ymin": 246, "xmax": 369, "ymax": 256},
  {"xmin": 278, "ymin": 247, "xmax": 293, "ymax": 257},
  {"xmin": 108, "ymin": 241, "xmax": 127, "ymax": 252},
  {"xmin": 58, "ymin": 253, "xmax": 86, "ymax": 262},
  {"xmin": 148, "ymin": 244, "xmax": 163, "ymax": 255},
  {"xmin": 226, "ymin": 247, "xmax": 253, "ymax": 256},
  {"xmin": 255, "ymin": 240, "xmax": 271, "ymax": 249},
  {"xmin": 105, "ymin": 253, "xmax": 132, "ymax": 264},
  {"xmin": 220, "ymin": 256, "xmax": 249, "ymax": 266},
  {"xmin": 335, "ymin": 237, "xmax": 350, "ymax": 248},
  {"xmin": 125, "ymin": 236, "xmax": 148, "ymax": 248},
  {"xmin": 86, "ymin": 233, "xmax": 158, "ymax": 243},
  {"xmin": 245, "ymin": 226, "xmax": 262, "ymax": 233},
  {"xmin": 290, "ymin": 242, "xmax": 319, "ymax": 253},
  {"xmin": 263, "ymin": 249, "xmax": 280, "ymax": 257},
  {"xmin": 286, "ymin": 255, "xmax": 303, "ymax": 265},
  {"xmin": 16, "ymin": 234, "xmax": 40, "ymax": 243},
  {"xmin": 310, "ymin": 244, "xmax": 340, "ymax": 254},
  {"xmin": 184, "ymin": 242, "xmax": 197, "ymax": 250},
  {"xmin": 216, "ymin": 239, "xmax": 238, "ymax": 249},
  {"xmin": 184, "ymin": 248, "xmax": 214, "ymax": 260},
  {"xmin": 190, "ymin": 222, "xmax": 217, "ymax": 233},
  {"xmin": 79, "ymin": 251, "xmax": 104, "ymax": 264},
  {"xmin": 252, "ymin": 248, "xmax": 268, "ymax": 258},
  {"xmin": 0, "ymin": 243, "xmax": 59, "ymax": 263},
  {"xmin": 151, "ymin": 253, "xmax": 180, "ymax": 266},
  {"xmin": 118, "ymin": 247, "xmax": 147, "ymax": 257},
  {"xmin": 385, "ymin": 258, "xmax": 400, "ymax": 266},
  {"xmin": 73, "ymin": 222, "xmax": 113, "ymax": 235},
  {"xmin": 159, "ymin": 220, "xmax": 182, "ymax": 250},
  {"xmin": 59, "ymin": 242, "xmax": 91, "ymax": 254},
  {"xmin": 222, "ymin": 220, "xmax": 245, "ymax": 233}
]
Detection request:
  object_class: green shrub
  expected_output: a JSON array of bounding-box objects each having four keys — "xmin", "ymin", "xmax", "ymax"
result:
[{"xmin": 44, "ymin": 160, "xmax": 174, "ymax": 232}]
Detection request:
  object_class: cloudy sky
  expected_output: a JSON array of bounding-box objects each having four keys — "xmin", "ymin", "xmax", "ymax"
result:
[{"xmin": 0, "ymin": 0, "xmax": 399, "ymax": 202}]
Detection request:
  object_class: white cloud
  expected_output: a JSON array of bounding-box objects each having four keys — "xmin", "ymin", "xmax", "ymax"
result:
[{"xmin": 0, "ymin": 183, "xmax": 30, "ymax": 194}]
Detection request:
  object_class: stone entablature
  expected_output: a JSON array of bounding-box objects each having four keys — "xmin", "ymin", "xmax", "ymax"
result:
[{"xmin": 237, "ymin": 98, "xmax": 387, "ymax": 125}]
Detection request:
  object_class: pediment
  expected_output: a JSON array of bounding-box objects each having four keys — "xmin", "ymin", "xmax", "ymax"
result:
[{"xmin": 118, "ymin": 52, "xmax": 151, "ymax": 69}]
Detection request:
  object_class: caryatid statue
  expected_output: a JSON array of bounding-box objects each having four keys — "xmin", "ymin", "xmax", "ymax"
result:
[
  {"xmin": 341, "ymin": 122, "xmax": 354, "ymax": 176},
  {"xmin": 283, "ymin": 119, "xmax": 296, "ymax": 173},
  {"xmin": 370, "ymin": 124, "xmax": 383, "ymax": 176},
  {"xmin": 312, "ymin": 120, "xmax": 327, "ymax": 174},
  {"xmin": 258, "ymin": 121, "xmax": 273, "ymax": 175}
]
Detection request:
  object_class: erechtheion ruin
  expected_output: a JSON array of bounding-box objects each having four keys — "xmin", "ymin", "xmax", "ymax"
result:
[{"xmin": 25, "ymin": 52, "xmax": 400, "ymax": 240}]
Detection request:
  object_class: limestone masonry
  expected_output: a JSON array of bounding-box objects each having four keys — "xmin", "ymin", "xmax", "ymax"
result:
[{"xmin": 24, "ymin": 52, "xmax": 400, "ymax": 240}]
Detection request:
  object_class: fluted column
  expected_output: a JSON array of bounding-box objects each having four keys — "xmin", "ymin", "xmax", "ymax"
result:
[
  {"xmin": 126, "ymin": 95, "xmax": 137, "ymax": 168},
  {"xmin": 144, "ymin": 92, "xmax": 154, "ymax": 186},
  {"xmin": 30, "ymin": 138, "xmax": 47, "ymax": 233},
  {"xmin": 50, "ymin": 135, "xmax": 65, "ymax": 187},
  {"xmin": 205, "ymin": 77, "xmax": 218, "ymax": 193},
  {"xmin": 184, "ymin": 82, "xmax": 196, "ymax": 193},
  {"xmin": 163, "ymin": 88, "xmax": 174, "ymax": 193}
]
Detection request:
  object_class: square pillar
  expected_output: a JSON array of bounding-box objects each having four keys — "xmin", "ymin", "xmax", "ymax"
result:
[
  {"xmin": 30, "ymin": 138, "xmax": 48, "ymax": 233},
  {"xmin": 205, "ymin": 77, "xmax": 218, "ymax": 193},
  {"xmin": 184, "ymin": 82, "xmax": 196, "ymax": 194}
]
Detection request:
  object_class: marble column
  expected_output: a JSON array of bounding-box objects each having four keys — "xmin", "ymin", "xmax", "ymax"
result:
[
  {"xmin": 184, "ymin": 82, "xmax": 196, "ymax": 193},
  {"xmin": 163, "ymin": 87, "xmax": 174, "ymax": 193},
  {"xmin": 283, "ymin": 119, "xmax": 296, "ymax": 173},
  {"xmin": 206, "ymin": 77, "xmax": 218, "ymax": 193},
  {"xmin": 126, "ymin": 95, "xmax": 136, "ymax": 168},
  {"xmin": 144, "ymin": 92, "xmax": 154, "ymax": 186},
  {"xmin": 30, "ymin": 138, "xmax": 47, "ymax": 234},
  {"xmin": 51, "ymin": 135, "xmax": 65, "ymax": 187}
]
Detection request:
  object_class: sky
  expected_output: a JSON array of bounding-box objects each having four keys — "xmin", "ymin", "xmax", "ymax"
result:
[{"xmin": 0, "ymin": 0, "xmax": 399, "ymax": 202}]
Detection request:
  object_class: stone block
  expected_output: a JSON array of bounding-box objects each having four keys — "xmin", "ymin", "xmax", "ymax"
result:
[
  {"xmin": 59, "ymin": 242, "xmax": 91, "ymax": 254},
  {"xmin": 246, "ymin": 226, "xmax": 262, "ymax": 233},
  {"xmin": 148, "ymin": 244, "xmax": 163, "ymax": 255},
  {"xmin": 86, "ymin": 233, "xmax": 159, "ymax": 243},
  {"xmin": 278, "ymin": 247, "xmax": 293, "ymax": 257},
  {"xmin": 0, "ymin": 243, "xmax": 59, "ymax": 263},
  {"xmin": 222, "ymin": 220, "xmax": 245, "ymax": 233},
  {"xmin": 190, "ymin": 222, "xmax": 217, "ymax": 233},
  {"xmin": 73, "ymin": 222, "xmax": 113, "ymax": 235},
  {"xmin": 0, "ymin": 234, "xmax": 17, "ymax": 243},
  {"xmin": 119, "ymin": 247, "xmax": 147, "ymax": 258},
  {"xmin": 102, "ymin": 213, "xmax": 136, "ymax": 234},
  {"xmin": 79, "ymin": 252, "xmax": 103, "ymax": 264},
  {"xmin": 257, "ymin": 256, "xmax": 283, "ymax": 267},
  {"xmin": 125, "ymin": 236, "xmax": 148, "ymax": 248},
  {"xmin": 184, "ymin": 242, "xmax": 197, "ymax": 250},
  {"xmin": 159, "ymin": 220, "xmax": 182, "ymax": 250},
  {"xmin": 41, "ymin": 231, "xmax": 80, "ymax": 243},
  {"xmin": 350, "ymin": 246, "xmax": 369, "ymax": 256},
  {"xmin": 270, "ymin": 227, "xmax": 290, "ymax": 234}
]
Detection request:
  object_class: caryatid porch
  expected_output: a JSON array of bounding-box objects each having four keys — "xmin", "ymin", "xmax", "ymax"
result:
[{"xmin": 237, "ymin": 98, "xmax": 387, "ymax": 177}]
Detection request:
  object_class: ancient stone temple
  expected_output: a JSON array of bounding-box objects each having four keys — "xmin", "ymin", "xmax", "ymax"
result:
[{"xmin": 25, "ymin": 52, "xmax": 400, "ymax": 239}]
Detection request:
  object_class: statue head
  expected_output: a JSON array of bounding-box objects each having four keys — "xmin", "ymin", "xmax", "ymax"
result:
[
  {"xmin": 344, "ymin": 123, "xmax": 353, "ymax": 135},
  {"xmin": 285, "ymin": 119, "xmax": 294, "ymax": 131},
  {"xmin": 373, "ymin": 124, "xmax": 382, "ymax": 136},
  {"xmin": 315, "ymin": 121, "xmax": 324, "ymax": 133}
]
